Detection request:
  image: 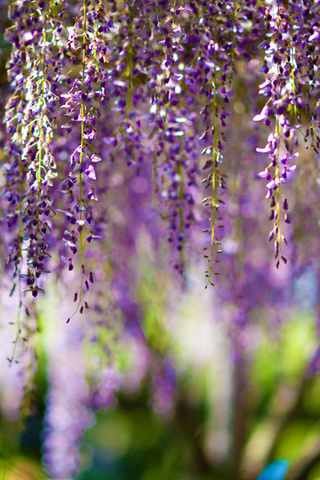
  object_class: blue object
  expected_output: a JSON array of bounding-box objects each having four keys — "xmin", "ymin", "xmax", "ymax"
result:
[{"xmin": 257, "ymin": 460, "xmax": 289, "ymax": 480}]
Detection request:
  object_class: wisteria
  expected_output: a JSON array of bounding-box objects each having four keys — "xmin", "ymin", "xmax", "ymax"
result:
[
  {"xmin": 2, "ymin": 0, "xmax": 320, "ymax": 478},
  {"xmin": 42, "ymin": 317, "xmax": 93, "ymax": 479}
]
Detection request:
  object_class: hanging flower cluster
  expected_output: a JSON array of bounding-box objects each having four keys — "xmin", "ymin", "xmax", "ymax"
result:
[{"xmin": 1, "ymin": 0, "xmax": 319, "ymax": 302}]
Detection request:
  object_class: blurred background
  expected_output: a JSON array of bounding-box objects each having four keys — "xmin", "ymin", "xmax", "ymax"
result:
[{"xmin": 1, "ymin": 260, "xmax": 320, "ymax": 480}]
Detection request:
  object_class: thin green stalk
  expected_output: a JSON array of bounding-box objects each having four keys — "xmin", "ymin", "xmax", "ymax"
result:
[
  {"xmin": 206, "ymin": 68, "xmax": 219, "ymax": 288},
  {"xmin": 69, "ymin": 0, "xmax": 87, "ymax": 320}
]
